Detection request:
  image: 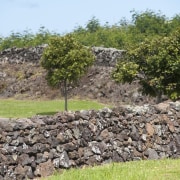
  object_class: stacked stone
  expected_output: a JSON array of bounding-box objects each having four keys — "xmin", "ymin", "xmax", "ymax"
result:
[
  {"xmin": 0, "ymin": 46, "xmax": 125, "ymax": 67},
  {"xmin": 0, "ymin": 45, "xmax": 47, "ymax": 64},
  {"xmin": 0, "ymin": 101, "xmax": 179, "ymax": 179},
  {"xmin": 92, "ymin": 47, "xmax": 125, "ymax": 67}
]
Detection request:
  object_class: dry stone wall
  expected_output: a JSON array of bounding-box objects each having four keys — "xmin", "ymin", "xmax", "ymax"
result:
[
  {"xmin": 92, "ymin": 47, "xmax": 125, "ymax": 67},
  {"xmin": 0, "ymin": 45, "xmax": 46, "ymax": 64},
  {"xmin": 0, "ymin": 45, "xmax": 125, "ymax": 67},
  {"xmin": 0, "ymin": 101, "xmax": 180, "ymax": 179}
]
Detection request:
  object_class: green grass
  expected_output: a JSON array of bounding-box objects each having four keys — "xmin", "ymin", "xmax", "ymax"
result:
[
  {"xmin": 43, "ymin": 159, "xmax": 180, "ymax": 180},
  {"xmin": 0, "ymin": 99, "xmax": 107, "ymax": 118}
]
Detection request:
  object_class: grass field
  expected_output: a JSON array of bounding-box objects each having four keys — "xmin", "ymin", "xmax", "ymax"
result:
[
  {"xmin": 43, "ymin": 159, "xmax": 180, "ymax": 180},
  {"xmin": 0, "ymin": 99, "xmax": 107, "ymax": 118}
]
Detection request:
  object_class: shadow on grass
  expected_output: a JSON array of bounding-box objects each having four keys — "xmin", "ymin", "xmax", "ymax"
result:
[{"xmin": 36, "ymin": 111, "xmax": 58, "ymax": 116}]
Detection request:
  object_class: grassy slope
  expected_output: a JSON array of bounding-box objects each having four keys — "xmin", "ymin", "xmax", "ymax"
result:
[
  {"xmin": 43, "ymin": 159, "xmax": 180, "ymax": 180},
  {"xmin": 0, "ymin": 99, "xmax": 107, "ymax": 118}
]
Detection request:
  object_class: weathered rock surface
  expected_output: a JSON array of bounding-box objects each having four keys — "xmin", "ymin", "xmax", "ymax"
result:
[{"xmin": 0, "ymin": 101, "xmax": 180, "ymax": 179}]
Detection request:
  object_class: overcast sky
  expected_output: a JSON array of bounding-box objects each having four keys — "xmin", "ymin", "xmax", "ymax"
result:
[{"xmin": 1, "ymin": 0, "xmax": 180, "ymax": 37}]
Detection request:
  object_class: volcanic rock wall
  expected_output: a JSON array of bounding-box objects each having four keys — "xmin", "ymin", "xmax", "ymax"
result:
[
  {"xmin": 0, "ymin": 45, "xmax": 125, "ymax": 66},
  {"xmin": 0, "ymin": 45, "xmax": 46, "ymax": 64},
  {"xmin": 0, "ymin": 101, "xmax": 180, "ymax": 179}
]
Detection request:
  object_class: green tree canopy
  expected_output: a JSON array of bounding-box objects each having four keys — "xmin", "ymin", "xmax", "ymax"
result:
[
  {"xmin": 41, "ymin": 34, "xmax": 95, "ymax": 110},
  {"xmin": 131, "ymin": 10, "xmax": 169, "ymax": 35},
  {"xmin": 112, "ymin": 28, "xmax": 180, "ymax": 103},
  {"xmin": 86, "ymin": 16, "xmax": 101, "ymax": 33},
  {"xmin": 1, "ymin": 10, "xmax": 180, "ymax": 51}
]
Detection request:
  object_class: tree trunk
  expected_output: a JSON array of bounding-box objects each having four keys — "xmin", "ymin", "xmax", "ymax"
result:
[
  {"xmin": 156, "ymin": 91, "xmax": 162, "ymax": 104},
  {"xmin": 64, "ymin": 80, "xmax": 68, "ymax": 111}
]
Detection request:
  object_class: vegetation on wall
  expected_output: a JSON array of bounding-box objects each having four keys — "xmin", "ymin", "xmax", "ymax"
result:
[
  {"xmin": 72, "ymin": 10, "xmax": 180, "ymax": 49},
  {"xmin": 0, "ymin": 26, "xmax": 57, "ymax": 51},
  {"xmin": 0, "ymin": 10, "xmax": 180, "ymax": 51}
]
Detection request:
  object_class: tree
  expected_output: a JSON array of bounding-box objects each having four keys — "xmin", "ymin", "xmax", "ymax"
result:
[
  {"xmin": 41, "ymin": 34, "xmax": 95, "ymax": 110},
  {"xmin": 169, "ymin": 14, "xmax": 180, "ymax": 31},
  {"xmin": 112, "ymin": 28, "xmax": 180, "ymax": 103},
  {"xmin": 131, "ymin": 10, "xmax": 169, "ymax": 35},
  {"xmin": 86, "ymin": 16, "xmax": 100, "ymax": 33}
]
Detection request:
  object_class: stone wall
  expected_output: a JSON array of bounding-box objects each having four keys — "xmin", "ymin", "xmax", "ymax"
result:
[
  {"xmin": 0, "ymin": 45, "xmax": 125, "ymax": 67},
  {"xmin": 92, "ymin": 47, "xmax": 125, "ymax": 67},
  {"xmin": 0, "ymin": 45, "xmax": 46, "ymax": 64},
  {"xmin": 0, "ymin": 101, "xmax": 180, "ymax": 179}
]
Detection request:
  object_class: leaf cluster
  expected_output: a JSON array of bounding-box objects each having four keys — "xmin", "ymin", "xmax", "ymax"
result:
[
  {"xmin": 112, "ymin": 28, "xmax": 180, "ymax": 100},
  {"xmin": 41, "ymin": 34, "xmax": 95, "ymax": 87}
]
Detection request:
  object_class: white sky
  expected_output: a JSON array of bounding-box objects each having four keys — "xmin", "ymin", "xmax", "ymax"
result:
[{"xmin": 1, "ymin": 0, "xmax": 180, "ymax": 37}]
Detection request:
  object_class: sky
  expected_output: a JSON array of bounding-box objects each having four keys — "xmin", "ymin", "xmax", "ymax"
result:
[{"xmin": 1, "ymin": 0, "xmax": 180, "ymax": 37}]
